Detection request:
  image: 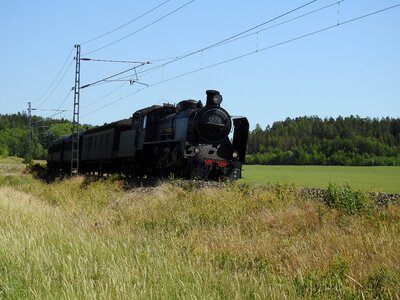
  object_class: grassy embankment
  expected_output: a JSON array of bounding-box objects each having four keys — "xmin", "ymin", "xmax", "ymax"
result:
[
  {"xmin": 0, "ymin": 158, "xmax": 399, "ymax": 298},
  {"xmin": 0, "ymin": 157, "xmax": 26, "ymax": 176},
  {"xmin": 241, "ymin": 165, "xmax": 400, "ymax": 194}
]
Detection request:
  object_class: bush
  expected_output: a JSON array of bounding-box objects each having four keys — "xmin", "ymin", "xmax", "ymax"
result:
[
  {"xmin": 0, "ymin": 144, "xmax": 8, "ymax": 157},
  {"xmin": 325, "ymin": 182, "xmax": 373, "ymax": 214}
]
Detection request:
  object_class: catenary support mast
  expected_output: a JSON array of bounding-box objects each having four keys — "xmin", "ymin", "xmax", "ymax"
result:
[
  {"xmin": 27, "ymin": 101, "xmax": 32, "ymax": 159},
  {"xmin": 71, "ymin": 44, "xmax": 81, "ymax": 176}
]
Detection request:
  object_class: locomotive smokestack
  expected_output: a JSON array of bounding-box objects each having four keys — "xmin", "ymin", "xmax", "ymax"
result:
[{"xmin": 206, "ymin": 90, "xmax": 222, "ymax": 106}]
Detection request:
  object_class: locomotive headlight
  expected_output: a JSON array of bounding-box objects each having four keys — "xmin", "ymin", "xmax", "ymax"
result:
[
  {"xmin": 194, "ymin": 148, "xmax": 200, "ymax": 155},
  {"xmin": 232, "ymin": 151, "xmax": 238, "ymax": 159},
  {"xmin": 213, "ymin": 94, "xmax": 223, "ymax": 105}
]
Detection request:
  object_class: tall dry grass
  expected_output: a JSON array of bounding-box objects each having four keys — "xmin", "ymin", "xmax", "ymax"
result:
[{"xmin": 0, "ymin": 175, "xmax": 399, "ymax": 299}]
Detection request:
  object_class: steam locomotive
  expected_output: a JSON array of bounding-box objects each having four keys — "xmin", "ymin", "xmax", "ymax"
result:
[{"xmin": 47, "ymin": 90, "xmax": 249, "ymax": 180}]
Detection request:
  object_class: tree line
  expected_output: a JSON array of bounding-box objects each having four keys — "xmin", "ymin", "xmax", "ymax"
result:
[
  {"xmin": 0, "ymin": 113, "xmax": 91, "ymax": 160},
  {"xmin": 1, "ymin": 113, "xmax": 400, "ymax": 166},
  {"xmin": 246, "ymin": 116, "xmax": 400, "ymax": 166}
]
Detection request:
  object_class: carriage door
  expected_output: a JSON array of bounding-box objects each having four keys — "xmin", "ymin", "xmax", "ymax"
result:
[{"xmin": 135, "ymin": 116, "xmax": 147, "ymax": 150}]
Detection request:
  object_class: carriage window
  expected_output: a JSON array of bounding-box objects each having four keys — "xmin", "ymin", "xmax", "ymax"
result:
[{"xmin": 143, "ymin": 116, "xmax": 147, "ymax": 129}]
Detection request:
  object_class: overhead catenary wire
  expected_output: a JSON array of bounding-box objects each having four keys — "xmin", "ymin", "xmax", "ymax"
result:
[
  {"xmin": 80, "ymin": 58, "xmax": 148, "ymax": 64},
  {"xmin": 150, "ymin": 2, "xmax": 400, "ymax": 85},
  {"xmin": 35, "ymin": 0, "xmax": 326, "ymax": 114},
  {"xmin": 32, "ymin": 89, "xmax": 72, "ymax": 121},
  {"xmin": 209, "ymin": 0, "xmax": 345, "ymax": 50},
  {"xmin": 80, "ymin": 0, "xmax": 172, "ymax": 45},
  {"xmin": 33, "ymin": 108, "xmax": 70, "ymax": 112},
  {"xmin": 47, "ymin": 110, "xmax": 70, "ymax": 119},
  {"xmin": 80, "ymin": 62, "xmax": 150, "ymax": 89},
  {"xmin": 33, "ymin": 79, "xmax": 73, "ymax": 121},
  {"xmin": 115, "ymin": 0, "xmax": 344, "ymax": 83},
  {"xmin": 80, "ymin": 0, "xmax": 323, "ymax": 96},
  {"xmin": 81, "ymin": 82, "xmax": 128, "ymax": 109},
  {"xmin": 81, "ymin": 3, "xmax": 400, "ymax": 118},
  {"xmin": 133, "ymin": 0, "xmax": 321, "ymax": 78},
  {"xmin": 34, "ymin": 47, "xmax": 74, "ymax": 107},
  {"xmin": 83, "ymin": 0, "xmax": 196, "ymax": 56},
  {"xmin": 35, "ymin": 58, "xmax": 75, "ymax": 109},
  {"xmin": 79, "ymin": 0, "xmax": 330, "ymax": 113},
  {"xmin": 54, "ymin": 88, "xmax": 74, "ymax": 112}
]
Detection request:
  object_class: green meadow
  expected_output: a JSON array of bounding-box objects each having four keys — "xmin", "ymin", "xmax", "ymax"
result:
[
  {"xmin": 0, "ymin": 158, "xmax": 399, "ymax": 298},
  {"xmin": 241, "ymin": 165, "xmax": 400, "ymax": 194}
]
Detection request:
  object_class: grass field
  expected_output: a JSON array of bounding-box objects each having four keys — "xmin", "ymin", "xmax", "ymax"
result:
[
  {"xmin": 241, "ymin": 165, "xmax": 400, "ymax": 194},
  {"xmin": 0, "ymin": 157, "xmax": 26, "ymax": 176},
  {"xmin": 1, "ymin": 175, "xmax": 399, "ymax": 299},
  {"xmin": 0, "ymin": 158, "xmax": 399, "ymax": 298},
  {"xmin": 0, "ymin": 157, "xmax": 45, "ymax": 176}
]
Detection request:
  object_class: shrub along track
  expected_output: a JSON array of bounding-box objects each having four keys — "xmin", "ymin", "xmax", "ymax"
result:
[
  {"xmin": 29, "ymin": 162, "xmax": 400, "ymax": 207},
  {"xmin": 122, "ymin": 177, "xmax": 400, "ymax": 208},
  {"xmin": 300, "ymin": 187, "xmax": 400, "ymax": 207}
]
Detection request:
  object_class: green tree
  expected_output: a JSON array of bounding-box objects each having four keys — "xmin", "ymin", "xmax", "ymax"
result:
[{"xmin": 247, "ymin": 116, "xmax": 400, "ymax": 166}]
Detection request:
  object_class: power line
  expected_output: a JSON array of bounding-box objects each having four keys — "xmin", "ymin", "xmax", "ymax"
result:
[
  {"xmin": 79, "ymin": 0, "xmax": 323, "ymax": 105},
  {"xmin": 80, "ymin": 58, "xmax": 148, "ymax": 64},
  {"xmin": 80, "ymin": 0, "xmax": 327, "ymax": 113},
  {"xmin": 115, "ymin": 0, "xmax": 342, "ymax": 83},
  {"xmin": 30, "ymin": 88, "xmax": 73, "ymax": 122},
  {"xmin": 152, "ymin": 3, "xmax": 400, "ymax": 86},
  {"xmin": 339, "ymin": 2, "xmax": 399, "ymax": 25},
  {"xmin": 80, "ymin": 0, "xmax": 323, "ymax": 93},
  {"xmin": 55, "ymin": 88, "xmax": 74, "ymax": 111},
  {"xmin": 32, "ymin": 108, "xmax": 70, "ymax": 112},
  {"xmin": 78, "ymin": 0, "xmax": 345, "ymax": 110},
  {"xmin": 133, "ymin": 0, "xmax": 321, "ymax": 78},
  {"xmin": 38, "ymin": 0, "xmax": 319, "ymax": 111},
  {"xmin": 32, "ymin": 107, "xmax": 70, "ymax": 122},
  {"xmin": 80, "ymin": 0, "xmax": 172, "ymax": 45},
  {"xmin": 81, "ymin": 82, "xmax": 128, "ymax": 109},
  {"xmin": 83, "ymin": 0, "xmax": 196, "ymax": 56},
  {"xmin": 81, "ymin": 3, "xmax": 400, "ymax": 117},
  {"xmin": 47, "ymin": 111, "xmax": 68, "ymax": 119},
  {"xmin": 214, "ymin": 0, "xmax": 345, "ymax": 49},
  {"xmin": 33, "ymin": 47, "xmax": 74, "ymax": 106},
  {"xmin": 35, "ymin": 58, "xmax": 74, "ymax": 109},
  {"xmin": 80, "ymin": 61, "xmax": 150, "ymax": 89},
  {"xmin": 81, "ymin": 85, "xmax": 147, "ymax": 117}
]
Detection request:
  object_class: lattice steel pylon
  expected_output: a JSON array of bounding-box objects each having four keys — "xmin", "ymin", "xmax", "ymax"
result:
[
  {"xmin": 27, "ymin": 101, "xmax": 32, "ymax": 159},
  {"xmin": 71, "ymin": 44, "xmax": 81, "ymax": 176}
]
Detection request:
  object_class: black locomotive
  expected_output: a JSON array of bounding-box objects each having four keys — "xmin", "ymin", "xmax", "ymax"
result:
[{"xmin": 47, "ymin": 90, "xmax": 249, "ymax": 180}]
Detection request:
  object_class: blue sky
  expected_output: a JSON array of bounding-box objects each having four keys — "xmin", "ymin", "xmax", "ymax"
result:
[{"xmin": 1, "ymin": 0, "xmax": 399, "ymax": 129}]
